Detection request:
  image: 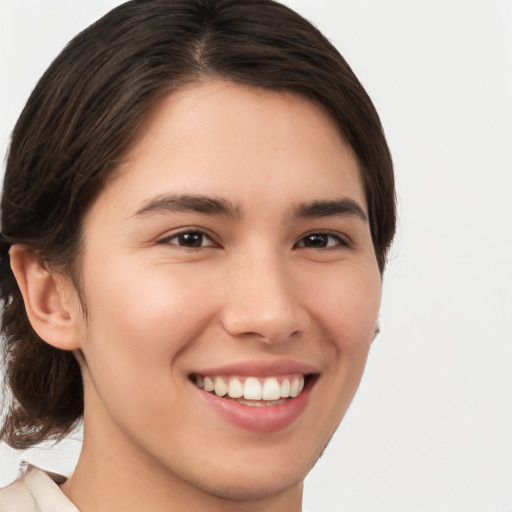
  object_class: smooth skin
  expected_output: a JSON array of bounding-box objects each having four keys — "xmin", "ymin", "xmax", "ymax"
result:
[{"xmin": 11, "ymin": 81, "xmax": 382, "ymax": 512}]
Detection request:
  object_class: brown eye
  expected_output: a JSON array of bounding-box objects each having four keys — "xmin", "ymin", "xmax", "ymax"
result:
[
  {"xmin": 178, "ymin": 232, "xmax": 203, "ymax": 247},
  {"xmin": 162, "ymin": 231, "xmax": 215, "ymax": 248},
  {"xmin": 296, "ymin": 233, "xmax": 346, "ymax": 249}
]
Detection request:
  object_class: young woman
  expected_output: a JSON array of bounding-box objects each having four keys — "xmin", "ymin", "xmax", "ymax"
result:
[{"xmin": 0, "ymin": 1, "xmax": 395, "ymax": 510}]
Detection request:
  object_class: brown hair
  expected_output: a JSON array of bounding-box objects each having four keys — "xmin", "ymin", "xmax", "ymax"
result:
[{"xmin": 0, "ymin": 0, "xmax": 395, "ymax": 449}]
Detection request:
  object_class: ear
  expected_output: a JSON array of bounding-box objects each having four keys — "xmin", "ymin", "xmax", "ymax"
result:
[
  {"xmin": 9, "ymin": 244, "xmax": 82, "ymax": 351},
  {"xmin": 372, "ymin": 319, "xmax": 381, "ymax": 343}
]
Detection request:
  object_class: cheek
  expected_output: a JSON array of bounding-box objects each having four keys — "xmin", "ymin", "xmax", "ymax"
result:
[
  {"xmin": 306, "ymin": 264, "xmax": 381, "ymax": 352},
  {"xmin": 76, "ymin": 261, "xmax": 222, "ymax": 434},
  {"xmin": 299, "ymin": 265, "xmax": 381, "ymax": 446},
  {"xmin": 78, "ymin": 261, "xmax": 219, "ymax": 385}
]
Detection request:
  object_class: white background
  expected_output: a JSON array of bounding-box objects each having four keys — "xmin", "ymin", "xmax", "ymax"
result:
[{"xmin": 1, "ymin": 1, "xmax": 511, "ymax": 511}]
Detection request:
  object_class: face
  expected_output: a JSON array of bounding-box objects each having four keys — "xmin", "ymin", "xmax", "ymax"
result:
[{"xmin": 71, "ymin": 81, "xmax": 381, "ymax": 502}]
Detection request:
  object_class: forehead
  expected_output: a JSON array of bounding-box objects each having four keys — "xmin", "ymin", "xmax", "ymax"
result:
[{"xmin": 95, "ymin": 80, "xmax": 366, "ymax": 218}]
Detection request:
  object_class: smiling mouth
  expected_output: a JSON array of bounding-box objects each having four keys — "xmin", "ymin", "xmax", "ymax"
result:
[{"xmin": 191, "ymin": 374, "xmax": 313, "ymax": 407}]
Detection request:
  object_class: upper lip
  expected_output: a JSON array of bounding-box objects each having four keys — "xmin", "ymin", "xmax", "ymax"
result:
[{"xmin": 190, "ymin": 359, "xmax": 320, "ymax": 378}]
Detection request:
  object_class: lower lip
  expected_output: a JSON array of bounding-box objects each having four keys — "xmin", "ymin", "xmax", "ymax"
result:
[{"xmin": 192, "ymin": 381, "xmax": 312, "ymax": 433}]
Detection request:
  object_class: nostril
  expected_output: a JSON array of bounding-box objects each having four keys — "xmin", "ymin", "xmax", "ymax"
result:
[{"xmin": 221, "ymin": 308, "xmax": 309, "ymax": 345}]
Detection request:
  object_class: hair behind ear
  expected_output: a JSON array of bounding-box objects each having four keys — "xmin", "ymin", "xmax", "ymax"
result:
[{"xmin": 1, "ymin": 245, "xmax": 83, "ymax": 449}]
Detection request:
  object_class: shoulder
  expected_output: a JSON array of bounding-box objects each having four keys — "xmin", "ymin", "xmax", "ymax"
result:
[
  {"xmin": 0, "ymin": 467, "xmax": 78, "ymax": 512},
  {"xmin": 0, "ymin": 477, "xmax": 37, "ymax": 512}
]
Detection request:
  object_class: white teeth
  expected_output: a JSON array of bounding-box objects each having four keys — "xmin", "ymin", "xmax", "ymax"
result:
[
  {"xmin": 214, "ymin": 376, "xmax": 228, "ymax": 397},
  {"xmin": 262, "ymin": 377, "xmax": 281, "ymax": 401},
  {"xmin": 298, "ymin": 376, "xmax": 305, "ymax": 394},
  {"xmin": 228, "ymin": 377, "xmax": 244, "ymax": 398},
  {"xmin": 244, "ymin": 377, "xmax": 262, "ymax": 400},
  {"xmin": 280, "ymin": 378, "xmax": 291, "ymax": 397},
  {"xmin": 289, "ymin": 376, "xmax": 304, "ymax": 398},
  {"xmin": 204, "ymin": 376, "xmax": 215, "ymax": 392},
  {"xmin": 193, "ymin": 374, "xmax": 307, "ymax": 401}
]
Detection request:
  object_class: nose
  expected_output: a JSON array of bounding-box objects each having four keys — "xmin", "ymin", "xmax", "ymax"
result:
[{"xmin": 220, "ymin": 251, "xmax": 310, "ymax": 344}]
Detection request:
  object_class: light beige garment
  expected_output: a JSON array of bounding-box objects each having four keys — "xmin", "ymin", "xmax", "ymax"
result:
[{"xmin": 0, "ymin": 466, "xmax": 78, "ymax": 512}]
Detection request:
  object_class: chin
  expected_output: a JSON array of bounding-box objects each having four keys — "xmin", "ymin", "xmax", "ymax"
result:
[
  {"xmin": 176, "ymin": 436, "xmax": 326, "ymax": 503},
  {"xmin": 192, "ymin": 468, "xmax": 306, "ymax": 503}
]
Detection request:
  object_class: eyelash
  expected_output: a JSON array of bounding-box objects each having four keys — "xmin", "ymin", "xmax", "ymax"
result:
[
  {"xmin": 294, "ymin": 232, "xmax": 349, "ymax": 250},
  {"xmin": 158, "ymin": 230, "xmax": 217, "ymax": 249},
  {"xmin": 158, "ymin": 229, "xmax": 349, "ymax": 250}
]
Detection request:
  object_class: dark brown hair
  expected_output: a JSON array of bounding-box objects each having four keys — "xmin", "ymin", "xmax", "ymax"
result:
[{"xmin": 0, "ymin": 0, "xmax": 395, "ymax": 449}]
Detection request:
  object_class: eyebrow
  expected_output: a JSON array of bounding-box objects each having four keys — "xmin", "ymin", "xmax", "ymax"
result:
[
  {"xmin": 133, "ymin": 193, "xmax": 367, "ymax": 223},
  {"xmin": 293, "ymin": 198, "xmax": 368, "ymax": 222},
  {"xmin": 133, "ymin": 194, "xmax": 243, "ymax": 219}
]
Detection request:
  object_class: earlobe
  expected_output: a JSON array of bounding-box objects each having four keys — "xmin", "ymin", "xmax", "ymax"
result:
[{"xmin": 9, "ymin": 244, "xmax": 82, "ymax": 351}]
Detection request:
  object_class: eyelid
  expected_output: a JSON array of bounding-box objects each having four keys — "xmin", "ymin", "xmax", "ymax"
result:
[
  {"xmin": 157, "ymin": 227, "xmax": 219, "ymax": 248},
  {"xmin": 294, "ymin": 230, "xmax": 351, "ymax": 249}
]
